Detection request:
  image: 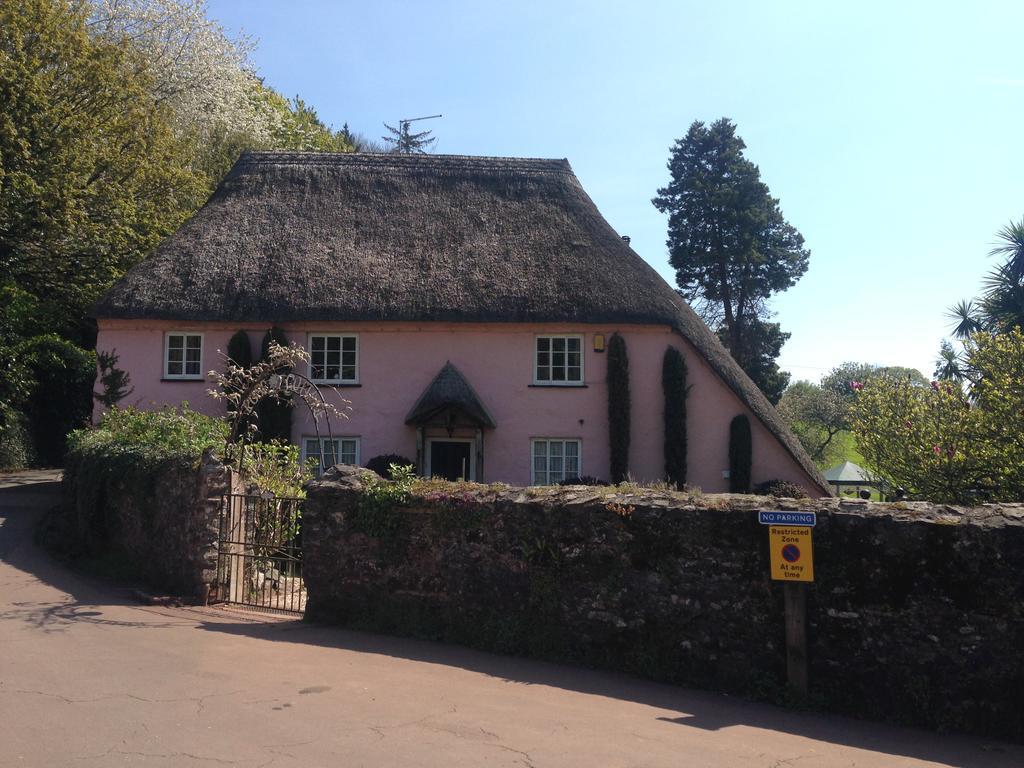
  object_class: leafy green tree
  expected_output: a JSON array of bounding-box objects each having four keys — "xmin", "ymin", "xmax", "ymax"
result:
[
  {"xmin": 821, "ymin": 362, "xmax": 928, "ymax": 397},
  {"xmin": 717, "ymin": 318, "xmax": 790, "ymax": 403},
  {"xmin": 851, "ymin": 329, "xmax": 1024, "ymax": 503},
  {"xmin": 652, "ymin": 118, "xmax": 809, "ymax": 401},
  {"xmin": 1, "ymin": 0, "xmax": 208, "ymax": 343},
  {"xmin": 940, "ymin": 217, "xmax": 1024, "ymax": 384},
  {"xmin": 780, "ymin": 362, "xmax": 928, "ymax": 467},
  {"xmin": 934, "ymin": 339, "xmax": 965, "ymax": 383},
  {"xmin": 777, "ymin": 381, "xmax": 846, "ymax": 465},
  {"xmin": 19, "ymin": 335, "xmax": 96, "ymax": 465},
  {"xmin": 947, "ymin": 218, "xmax": 1024, "ymax": 338},
  {"xmin": 268, "ymin": 93, "xmax": 354, "ymax": 153}
]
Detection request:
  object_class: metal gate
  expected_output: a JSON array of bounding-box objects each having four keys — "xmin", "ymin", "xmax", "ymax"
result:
[{"xmin": 215, "ymin": 493, "xmax": 305, "ymax": 614}]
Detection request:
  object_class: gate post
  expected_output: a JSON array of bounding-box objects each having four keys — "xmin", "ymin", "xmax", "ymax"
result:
[{"xmin": 227, "ymin": 494, "xmax": 248, "ymax": 604}]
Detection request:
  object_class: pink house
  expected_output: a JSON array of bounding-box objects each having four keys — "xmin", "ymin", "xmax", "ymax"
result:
[{"xmin": 92, "ymin": 152, "xmax": 829, "ymax": 496}]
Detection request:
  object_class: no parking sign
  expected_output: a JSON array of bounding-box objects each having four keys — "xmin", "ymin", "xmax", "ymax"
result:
[
  {"xmin": 758, "ymin": 511, "xmax": 815, "ymax": 695},
  {"xmin": 768, "ymin": 526, "xmax": 814, "ymax": 581},
  {"xmin": 758, "ymin": 511, "xmax": 815, "ymax": 583}
]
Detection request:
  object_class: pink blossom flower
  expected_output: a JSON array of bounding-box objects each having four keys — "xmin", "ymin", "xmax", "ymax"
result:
[
  {"xmin": 850, "ymin": 381, "xmax": 864, "ymax": 391},
  {"xmin": 931, "ymin": 380, "xmax": 939, "ymax": 391},
  {"xmin": 932, "ymin": 444, "xmax": 942, "ymax": 455}
]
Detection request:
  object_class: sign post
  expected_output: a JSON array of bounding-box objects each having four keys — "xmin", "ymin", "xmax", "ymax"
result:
[{"xmin": 758, "ymin": 511, "xmax": 815, "ymax": 697}]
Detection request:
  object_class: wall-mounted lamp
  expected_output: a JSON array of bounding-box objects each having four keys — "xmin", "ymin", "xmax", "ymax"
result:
[{"xmin": 593, "ymin": 334, "xmax": 606, "ymax": 353}]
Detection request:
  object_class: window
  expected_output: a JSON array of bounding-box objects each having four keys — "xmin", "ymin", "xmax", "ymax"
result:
[
  {"xmin": 164, "ymin": 332, "xmax": 203, "ymax": 378},
  {"xmin": 531, "ymin": 439, "xmax": 581, "ymax": 485},
  {"xmin": 303, "ymin": 437, "xmax": 360, "ymax": 475},
  {"xmin": 309, "ymin": 334, "xmax": 358, "ymax": 383},
  {"xmin": 535, "ymin": 336, "xmax": 583, "ymax": 384}
]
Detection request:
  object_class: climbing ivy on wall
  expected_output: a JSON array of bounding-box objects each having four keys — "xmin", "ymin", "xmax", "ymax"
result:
[
  {"xmin": 662, "ymin": 346, "xmax": 689, "ymax": 486},
  {"xmin": 607, "ymin": 333, "xmax": 630, "ymax": 484},
  {"xmin": 257, "ymin": 327, "xmax": 292, "ymax": 443},
  {"xmin": 729, "ymin": 414, "xmax": 752, "ymax": 493}
]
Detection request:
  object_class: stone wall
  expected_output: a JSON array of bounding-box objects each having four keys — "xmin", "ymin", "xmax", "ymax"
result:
[
  {"xmin": 58, "ymin": 450, "xmax": 233, "ymax": 599},
  {"xmin": 303, "ymin": 467, "xmax": 1024, "ymax": 739}
]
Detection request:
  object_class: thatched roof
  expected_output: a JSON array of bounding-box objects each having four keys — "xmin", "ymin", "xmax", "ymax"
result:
[
  {"xmin": 405, "ymin": 361, "xmax": 496, "ymax": 428},
  {"xmin": 93, "ymin": 151, "xmax": 828, "ymax": 493}
]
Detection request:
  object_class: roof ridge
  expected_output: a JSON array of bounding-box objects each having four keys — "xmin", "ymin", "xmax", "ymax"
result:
[{"xmin": 239, "ymin": 151, "xmax": 573, "ymax": 173}]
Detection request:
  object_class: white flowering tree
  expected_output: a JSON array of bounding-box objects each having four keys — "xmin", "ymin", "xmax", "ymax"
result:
[
  {"xmin": 88, "ymin": 0, "xmax": 352, "ymax": 182},
  {"xmin": 88, "ymin": 0, "xmax": 275, "ymax": 146}
]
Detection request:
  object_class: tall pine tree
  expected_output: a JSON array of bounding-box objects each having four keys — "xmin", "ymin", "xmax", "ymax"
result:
[{"xmin": 653, "ymin": 118, "xmax": 809, "ymax": 404}]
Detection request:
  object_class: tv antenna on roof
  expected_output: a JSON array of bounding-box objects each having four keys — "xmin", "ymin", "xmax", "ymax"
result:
[
  {"xmin": 384, "ymin": 114, "xmax": 442, "ymax": 154},
  {"xmin": 400, "ymin": 114, "xmax": 442, "ymax": 130}
]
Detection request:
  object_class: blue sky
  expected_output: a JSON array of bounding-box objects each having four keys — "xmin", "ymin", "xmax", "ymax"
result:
[{"xmin": 209, "ymin": 0, "xmax": 1024, "ymax": 382}]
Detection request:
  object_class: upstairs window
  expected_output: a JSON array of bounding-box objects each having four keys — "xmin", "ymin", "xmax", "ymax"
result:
[
  {"xmin": 303, "ymin": 437, "xmax": 360, "ymax": 475},
  {"xmin": 164, "ymin": 333, "xmax": 203, "ymax": 379},
  {"xmin": 535, "ymin": 335, "xmax": 583, "ymax": 384},
  {"xmin": 309, "ymin": 334, "xmax": 358, "ymax": 383},
  {"xmin": 531, "ymin": 439, "xmax": 581, "ymax": 485}
]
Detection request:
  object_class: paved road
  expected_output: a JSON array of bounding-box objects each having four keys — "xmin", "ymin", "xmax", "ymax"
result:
[{"xmin": 1, "ymin": 472, "xmax": 1021, "ymax": 768}]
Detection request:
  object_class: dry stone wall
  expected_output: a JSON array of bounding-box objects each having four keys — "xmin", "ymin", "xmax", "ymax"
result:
[
  {"xmin": 303, "ymin": 467, "xmax": 1024, "ymax": 739},
  {"xmin": 58, "ymin": 450, "xmax": 232, "ymax": 598}
]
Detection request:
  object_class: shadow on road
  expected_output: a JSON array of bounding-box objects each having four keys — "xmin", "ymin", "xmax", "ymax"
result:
[
  {"xmin": 191, "ymin": 615, "xmax": 1016, "ymax": 766},
  {"xmin": 1, "ymin": 478, "xmax": 1018, "ymax": 767},
  {"xmin": 0, "ymin": 479, "xmax": 175, "ymax": 633}
]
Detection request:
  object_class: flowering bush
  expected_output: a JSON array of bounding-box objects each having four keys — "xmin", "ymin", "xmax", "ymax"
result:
[{"xmin": 851, "ymin": 330, "xmax": 1024, "ymax": 502}]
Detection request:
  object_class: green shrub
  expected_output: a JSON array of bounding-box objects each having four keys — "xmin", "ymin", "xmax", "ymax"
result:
[
  {"xmin": 607, "ymin": 333, "xmax": 630, "ymax": 483},
  {"xmin": 63, "ymin": 405, "xmax": 229, "ymax": 560},
  {"xmin": 662, "ymin": 346, "xmax": 689, "ymax": 486},
  {"xmin": 68, "ymin": 404, "xmax": 228, "ymax": 465},
  {"xmin": 19, "ymin": 334, "xmax": 96, "ymax": 466},
  {"xmin": 729, "ymin": 414, "xmax": 752, "ymax": 493},
  {"xmin": 351, "ymin": 463, "xmax": 417, "ymax": 538},
  {"xmin": 239, "ymin": 440, "xmax": 313, "ymax": 498}
]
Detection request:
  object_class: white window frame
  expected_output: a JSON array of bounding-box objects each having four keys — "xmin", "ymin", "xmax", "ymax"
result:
[
  {"xmin": 533, "ymin": 335, "xmax": 584, "ymax": 386},
  {"xmin": 302, "ymin": 436, "xmax": 361, "ymax": 475},
  {"xmin": 424, "ymin": 438, "xmax": 477, "ymax": 481},
  {"xmin": 307, "ymin": 333, "xmax": 359, "ymax": 384},
  {"xmin": 530, "ymin": 438, "xmax": 582, "ymax": 485},
  {"xmin": 163, "ymin": 331, "xmax": 204, "ymax": 380}
]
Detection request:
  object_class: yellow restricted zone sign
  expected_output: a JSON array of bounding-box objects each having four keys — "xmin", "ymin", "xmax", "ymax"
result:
[{"xmin": 769, "ymin": 526, "xmax": 814, "ymax": 582}]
